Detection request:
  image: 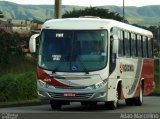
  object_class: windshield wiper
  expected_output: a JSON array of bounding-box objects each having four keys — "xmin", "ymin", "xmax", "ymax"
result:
[{"xmin": 77, "ymin": 57, "xmax": 89, "ymax": 74}]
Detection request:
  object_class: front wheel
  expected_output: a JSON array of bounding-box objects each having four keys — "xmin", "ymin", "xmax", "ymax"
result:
[
  {"xmin": 81, "ymin": 101, "xmax": 97, "ymax": 106},
  {"xmin": 105, "ymin": 101, "xmax": 117, "ymax": 110},
  {"xmin": 50, "ymin": 100, "xmax": 62, "ymax": 110},
  {"xmin": 105, "ymin": 89, "xmax": 119, "ymax": 110},
  {"xmin": 81, "ymin": 101, "xmax": 89, "ymax": 106}
]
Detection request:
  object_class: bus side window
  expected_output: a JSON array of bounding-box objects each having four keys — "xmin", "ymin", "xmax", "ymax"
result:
[
  {"xmin": 142, "ymin": 36, "xmax": 147, "ymax": 58},
  {"xmin": 129, "ymin": 32, "xmax": 132, "ymax": 56},
  {"xmin": 118, "ymin": 30, "xmax": 124, "ymax": 57},
  {"xmin": 124, "ymin": 31, "xmax": 130, "ymax": 57},
  {"xmin": 147, "ymin": 38, "xmax": 153, "ymax": 58},
  {"xmin": 131, "ymin": 33, "xmax": 136, "ymax": 57},
  {"xmin": 137, "ymin": 35, "xmax": 142, "ymax": 57}
]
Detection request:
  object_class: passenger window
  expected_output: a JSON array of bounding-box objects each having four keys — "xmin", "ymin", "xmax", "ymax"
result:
[
  {"xmin": 147, "ymin": 38, "xmax": 153, "ymax": 58},
  {"xmin": 131, "ymin": 33, "xmax": 136, "ymax": 57},
  {"xmin": 124, "ymin": 31, "xmax": 130, "ymax": 57},
  {"xmin": 118, "ymin": 30, "xmax": 124, "ymax": 56},
  {"xmin": 137, "ymin": 35, "xmax": 142, "ymax": 57},
  {"xmin": 142, "ymin": 36, "xmax": 147, "ymax": 57}
]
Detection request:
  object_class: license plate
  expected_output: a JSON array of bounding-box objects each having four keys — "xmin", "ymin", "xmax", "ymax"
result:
[{"xmin": 64, "ymin": 92, "xmax": 76, "ymax": 97}]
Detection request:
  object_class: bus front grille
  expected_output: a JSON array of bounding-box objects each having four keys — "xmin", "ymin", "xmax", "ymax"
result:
[
  {"xmin": 54, "ymin": 86, "xmax": 87, "ymax": 89},
  {"xmin": 48, "ymin": 92, "xmax": 93, "ymax": 99}
]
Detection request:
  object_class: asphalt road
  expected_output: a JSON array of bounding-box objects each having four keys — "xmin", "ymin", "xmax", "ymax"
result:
[{"xmin": 0, "ymin": 96, "xmax": 160, "ymax": 119}]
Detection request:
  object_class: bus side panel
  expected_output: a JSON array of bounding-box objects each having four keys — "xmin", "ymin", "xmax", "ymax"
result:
[
  {"xmin": 108, "ymin": 57, "xmax": 138, "ymax": 101},
  {"xmin": 107, "ymin": 59, "xmax": 121, "ymax": 101},
  {"xmin": 134, "ymin": 59, "xmax": 155, "ymax": 97},
  {"xmin": 118, "ymin": 58, "xmax": 140, "ymax": 99},
  {"xmin": 142, "ymin": 59, "xmax": 155, "ymax": 95}
]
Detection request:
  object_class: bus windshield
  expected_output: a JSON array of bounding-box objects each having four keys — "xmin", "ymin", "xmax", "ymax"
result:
[{"xmin": 39, "ymin": 29, "xmax": 108, "ymax": 72}]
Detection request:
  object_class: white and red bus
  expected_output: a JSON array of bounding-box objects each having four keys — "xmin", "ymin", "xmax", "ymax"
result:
[{"xmin": 29, "ymin": 18, "xmax": 155, "ymax": 110}]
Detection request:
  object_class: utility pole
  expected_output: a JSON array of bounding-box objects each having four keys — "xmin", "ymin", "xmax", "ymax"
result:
[
  {"xmin": 158, "ymin": 22, "xmax": 160, "ymax": 52},
  {"xmin": 55, "ymin": 0, "xmax": 62, "ymax": 19},
  {"xmin": 123, "ymin": 0, "xmax": 125, "ymax": 22},
  {"xmin": 158, "ymin": 22, "xmax": 160, "ymax": 84}
]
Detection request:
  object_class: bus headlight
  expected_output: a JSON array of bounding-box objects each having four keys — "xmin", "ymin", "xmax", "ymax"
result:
[
  {"xmin": 86, "ymin": 79, "xmax": 107, "ymax": 90},
  {"xmin": 95, "ymin": 81, "xmax": 105, "ymax": 89},
  {"xmin": 38, "ymin": 80, "xmax": 50, "ymax": 88},
  {"xmin": 38, "ymin": 80, "xmax": 56, "ymax": 89}
]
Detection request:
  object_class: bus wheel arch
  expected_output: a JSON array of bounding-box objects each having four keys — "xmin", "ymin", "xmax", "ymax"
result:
[
  {"xmin": 106, "ymin": 80, "xmax": 122, "ymax": 110},
  {"xmin": 117, "ymin": 80, "xmax": 122, "ymax": 100},
  {"xmin": 125, "ymin": 79, "xmax": 144, "ymax": 106}
]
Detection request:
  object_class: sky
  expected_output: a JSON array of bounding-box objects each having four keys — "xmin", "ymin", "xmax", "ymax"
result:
[{"xmin": 1, "ymin": 0, "xmax": 160, "ymax": 7}]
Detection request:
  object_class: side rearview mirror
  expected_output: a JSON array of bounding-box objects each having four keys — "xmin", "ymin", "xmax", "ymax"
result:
[
  {"xmin": 29, "ymin": 34, "xmax": 39, "ymax": 53},
  {"xmin": 112, "ymin": 35, "xmax": 119, "ymax": 54}
]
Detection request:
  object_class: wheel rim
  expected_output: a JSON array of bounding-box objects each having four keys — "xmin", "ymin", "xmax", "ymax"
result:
[{"xmin": 140, "ymin": 85, "xmax": 143, "ymax": 103}]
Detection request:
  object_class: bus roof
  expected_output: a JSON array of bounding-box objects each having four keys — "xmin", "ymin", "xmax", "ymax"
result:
[{"xmin": 42, "ymin": 18, "xmax": 153, "ymax": 37}]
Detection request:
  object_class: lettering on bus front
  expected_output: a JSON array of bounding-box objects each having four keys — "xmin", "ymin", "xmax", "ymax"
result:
[
  {"xmin": 56, "ymin": 33, "xmax": 64, "ymax": 38},
  {"xmin": 120, "ymin": 63, "xmax": 134, "ymax": 73}
]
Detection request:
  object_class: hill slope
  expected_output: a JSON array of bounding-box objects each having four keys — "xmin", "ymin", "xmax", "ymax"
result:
[
  {"xmin": 101, "ymin": 5, "xmax": 160, "ymax": 26},
  {"xmin": 0, "ymin": 1, "xmax": 83, "ymax": 21},
  {"xmin": 0, "ymin": 1, "xmax": 160, "ymax": 26}
]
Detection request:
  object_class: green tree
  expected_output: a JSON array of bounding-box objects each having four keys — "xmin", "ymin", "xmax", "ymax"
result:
[
  {"xmin": 147, "ymin": 26, "xmax": 158, "ymax": 39},
  {"xmin": 0, "ymin": 29, "xmax": 24, "ymax": 66},
  {"xmin": 0, "ymin": 11, "xmax": 4, "ymax": 18},
  {"xmin": 62, "ymin": 7, "xmax": 126, "ymax": 22}
]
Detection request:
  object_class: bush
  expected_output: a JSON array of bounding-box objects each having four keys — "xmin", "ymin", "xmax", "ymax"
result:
[
  {"xmin": 0, "ymin": 29, "xmax": 31, "ymax": 66},
  {"xmin": 0, "ymin": 72, "xmax": 37, "ymax": 102},
  {"xmin": 0, "ymin": 29, "xmax": 21, "ymax": 65},
  {"xmin": 0, "ymin": 29, "xmax": 37, "ymax": 103},
  {"xmin": 152, "ymin": 86, "xmax": 160, "ymax": 96}
]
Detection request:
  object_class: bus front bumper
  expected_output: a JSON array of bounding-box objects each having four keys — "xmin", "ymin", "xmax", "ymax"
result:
[{"xmin": 37, "ymin": 80, "xmax": 108, "ymax": 102}]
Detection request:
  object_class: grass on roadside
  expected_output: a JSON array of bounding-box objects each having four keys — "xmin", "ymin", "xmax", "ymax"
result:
[
  {"xmin": 0, "ymin": 99, "xmax": 40, "ymax": 106},
  {"xmin": 0, "ymin": 56, "xmax": 38, "ymax": 103},
  {"xmin": 153, "ymin": 59, "xmax": 160, "ymax": 96},
  {"xmin": 152, "ymin": 85, "xmax": 160, "ymax": 96}
]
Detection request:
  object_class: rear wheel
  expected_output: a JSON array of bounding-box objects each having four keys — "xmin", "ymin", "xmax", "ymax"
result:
[
  {"xmin": 125, "ymin": 98, "xmax": 135, "ymax": 106},
  {"xmin": 125, "ymin": 82, "xmax": 143, "ymax": 106},
  {"xmin": 50, "ymin": 100, "xmax": 62, "ymax": 110},
  {"xmin": 134, "ymin": 84, "xmax": 143, "ymax": 106}
]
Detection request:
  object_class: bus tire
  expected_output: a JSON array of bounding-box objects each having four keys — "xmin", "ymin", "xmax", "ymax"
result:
[
  {"xmin": 105, "ymin": 101, "xmax": 117, "ymax": 110},
  {"xmin": 81, "ymin": 101, "xmax": 89, "ymax": 106},
  {"xmin": 106, "ymin": 89, "xmax": 119, "ymax": 110},
  {"xmin": 134, "ymin": 84, "xmax": 143, "ymax": 106},
  {"xmin": 50, "ymin": 100, "xmax": 62, "ymax": 110},
  {"xmin": 89, "ymin": 102, "xmax": 97, "ymax": 106},
  {"xmin": 125, "ymin": 98, "xmax": 134, "ymax": 106},
  {"xmin": 81, "ymin": 101, "xmax": 97, "ymax": 106}
]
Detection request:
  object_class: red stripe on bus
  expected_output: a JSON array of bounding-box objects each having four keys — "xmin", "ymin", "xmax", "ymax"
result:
[{"xmin": 133, "ymin": 59, "xmax": 154, "ymax": 97}]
